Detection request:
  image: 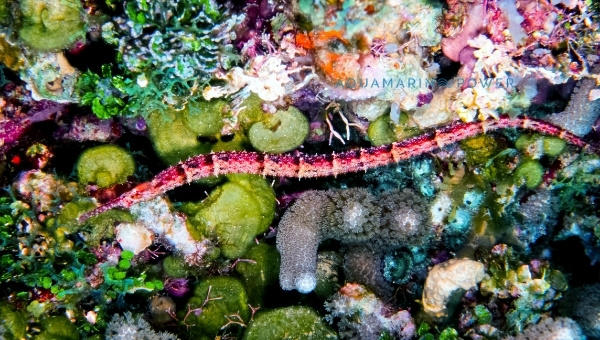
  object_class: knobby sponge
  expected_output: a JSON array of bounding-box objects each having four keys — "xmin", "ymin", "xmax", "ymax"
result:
[{"xmin": 276, "ymin": 188, "xmax": 431, "ymax": 294}]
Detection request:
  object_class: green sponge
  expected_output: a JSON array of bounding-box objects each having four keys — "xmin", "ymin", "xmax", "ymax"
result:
[
  {"xmin": 243, "ymin": 306, "xmax": 337, "ymax": 340},
  {"xmin": 77, "ymin": 145, "xmax": 135, "ymax": 188},
  {"xmin": 18, "ymin": 0, "xmax": 86, "ymax": 51},
  {"xmin": 249, "ymin": 106, "xmax": 309, "ymax": 153}
]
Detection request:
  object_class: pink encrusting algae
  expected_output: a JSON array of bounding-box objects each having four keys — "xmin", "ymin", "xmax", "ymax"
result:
[{"xmin": 79, "ymin": 115, "xmax": 597, "ymax": 222}]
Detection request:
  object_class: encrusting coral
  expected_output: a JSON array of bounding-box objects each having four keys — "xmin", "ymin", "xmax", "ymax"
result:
[
  {"xmin": 276, "ymin": 187, "xmax": 431, "ymax": 294},
  {"xmin": 422, "ymin": 258, "xmax": 486, "ymax": 320}
]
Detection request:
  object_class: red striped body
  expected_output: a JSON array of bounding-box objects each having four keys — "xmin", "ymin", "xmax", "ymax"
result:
[{"xmin": 78, "ymin": 115, "xmax": 596, "ymax": 222}]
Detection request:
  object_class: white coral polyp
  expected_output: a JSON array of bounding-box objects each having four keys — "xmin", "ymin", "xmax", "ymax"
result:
[
  {"xmin": 295, "ymin": 273, "xmax": 317, "ymax": 294},
  {"xmin": 453, "ymin": 86, "xmax": 508, "ymax": 122},
  {"xmin": 246, "ymin": 55, "xmax": 292, "ymax": 101},
  {"xmin": 344, "ymin": 201, "xmax": 368, "ymax": 231},
  {"xmin": 394, "ymin": 208, "xmax": 421, "ymax": 236}
]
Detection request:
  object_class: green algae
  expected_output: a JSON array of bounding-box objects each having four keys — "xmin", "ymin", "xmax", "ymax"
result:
[
  {"xmin": 37, "ymin": 316, "xmax": 80, "ymax": 340},
  {"xmin": 235, "ymin": 243, "xmax": 281, "ymax": 306},
  {"xmin": 368, "ymin": 112, "xmax": 422, "ymax": 146},
  {"xmin": 249, "ymin": 106, "xmax": 309, "ymax": 153},
  {"xmin": 0, "ymin": 302, "xmax": 27, "ymax": 340},
  {"xmin": 84, "ymin": 209, "xmax": 134, "ymax": 246},
  {"xmin": 243, "ymin": 306, "xmax": 338, "ymax": 340},
  {"xmin": 18, "ymin": 0, "xmax": 86, "ymax": 52},
  {"xmin": 515, "ymin": 133, "xmax": 566, "ymax": 158},
  {"xmin": 238, "ymin": 93, "xmax": 265, "ymax": 131},
  {"xmin": 461, "ymin": 135, "xmax": 500, "ymax": 167},
  {"xmin": 77, "ymin": 145, "xmax": 135, "ymax": 188},
  {"xmin": 147, "ymin": 100, "xmax": 237, "ymax": 165},
  {"xmin": 368, "ymin": 114, "xmax": 396, "ymax": 146},
  {"xmin": 53, "ymin": 199, "xmax": 133, "ymax": 246},
  {"xmin": 185, "ymin": 99, "xmax": 228, "ymax": 136},
  {"xmin": 163, "ymin": 255, "xmax": 206, "ymax": 278},
  {"xmin": 184, "ymin": 174, "xmax": 276, "ymax": 259},
  {"xmin": 515, "ymin": 159, "xmax": 544, "ymax": 189},
  {"xmin": 184, "ymin": 276, "xmax": 250, "ymax": 340},
  {"xmin": 148, "ymin": 108, "xmax": 213, "ymax": 165},
  {"xmin": 0, "ymin": 34, "xmax": 25, "ymax": 71}
]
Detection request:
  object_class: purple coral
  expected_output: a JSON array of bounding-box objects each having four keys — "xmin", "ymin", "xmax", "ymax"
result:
[{"xmin": 164, "ymin": 277, "xmax": 191, "ymax": 298}]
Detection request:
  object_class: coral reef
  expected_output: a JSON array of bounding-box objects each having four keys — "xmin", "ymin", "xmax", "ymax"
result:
[
  {"xmin": 106, "ymin": 312, "xmax": 178, "ymax": 340},
  {"xmin": 277, "ymin": 187, "xmax": 431, "ymax": 293},
  {"xmin": 512, "ymin": 317, "xmax": 584, "ymax": 340},
  {"xmin": 1, "ymin": 0, "xmax": 600, "ymax": 338},
  {"xmin": 325, "ymin": 283, "xmax": 416, "ymax": 340},
  {"xmin": 244, "ymin": 306, "xmax": 337, "ymax": 340}
]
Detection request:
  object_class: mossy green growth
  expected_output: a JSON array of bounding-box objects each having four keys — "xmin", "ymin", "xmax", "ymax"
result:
[
  {"xmin": 147, "ymin": 100, "xmax": 234, "ymax": 165},
  {"xmin": 0, "ymin": 34, "xmax": 25, "ymax": 71},
  {"xmin": 185, "ymin": 276, "xmax": 250, "ymax": 340},
  {"xmin": 237, "ymin": 93, "xmax": 265, "ymax": 131},
  {"xmin": 184, "ymin": 174, "xmax": 276, "ymax": 259},
  {"xmin": 77, "ymin": 145, "xmax": 135, "ymax": 188},
  {"xmin": 515, "ymin": 133, "xmax": 566, "ymax": 159},
  {"xmin": 243, "ymin": 306, "xmax": 338, "ymax": 340},
  {"xmin": 163, "ymin": 255, "xmax": 206, "ymax": 278},
  {"xmin": 461, "ymin": 134, "xmax": 499, "ymax": 166},
  {"xmin": 368, "ymin": 114, "xmax": 396, "ymax": 146},
  {"xmin": 0, "ymin": 0, "xmax": 7, "ymax": 25},
  {"xmin": 148, "ymin": 108, "xmax": 212, "ymax": 165},
  {"xmin": 248, "ymin": 106, "xmax": 309, "ymax": 154},
  {"xmin": 235, "ymin": 243, "xmax": 280, "ymax": 305},
  {"xmin": 84, "ymin": 209, "xmax": 134, "ymax": 246},
  {"xmin": 185, "ymin": 99, "xmax": 228, "ymax": 136},
  {"xmin": 54, "ymin": 200, "xmax": 97, "ymax": 233},
  {"xmin": 0, "ymin": 302, "xmax": 26, "ymax": 340},
  {"xmin": 37, "ymin": 316, "xmax": 79, "ymax": 340},
  {"xmin": 515, "ymin": 159, "xmax": 544, "ymax": 188},
  {"xmin": 18, "ymin": 0, "xmax": 86, "ymax": 51}
]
